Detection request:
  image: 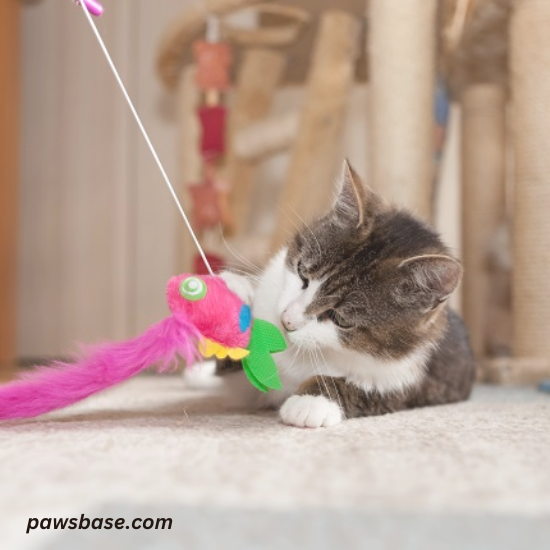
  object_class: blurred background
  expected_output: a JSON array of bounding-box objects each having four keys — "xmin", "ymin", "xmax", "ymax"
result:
[{"xmin": 1, "ymin": 0, "xmax": 548, "ymax": 386}]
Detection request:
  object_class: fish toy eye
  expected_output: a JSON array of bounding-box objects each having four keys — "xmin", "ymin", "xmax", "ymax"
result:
[{"xmin": 179, "ymin": 277, "xmax": 207, "ymax": 301}]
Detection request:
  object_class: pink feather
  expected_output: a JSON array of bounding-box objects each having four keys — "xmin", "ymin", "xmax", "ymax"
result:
[{"xmin": 0, "ymin": 314, "xmax": 200, "ymax": 420}]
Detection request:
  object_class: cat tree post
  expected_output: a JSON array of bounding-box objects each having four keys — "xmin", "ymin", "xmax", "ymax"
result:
[
  {"xmin": 509, "ymin": 0, "xmax": 550, "ymax": 378},
  {"xmin": 233, "ymin": 110, "xmax": 299, "ymax": 161},
  {"xmin": 271, "ymin": 10, "xmax": 359, "ymax": 251},
  {"xmin": 226, "ymin": 49, "xmax": 286, "ymax": 236},
  {"xmin": 368, "ymin": 0, "xmax": 437, "ymax": 221},
  {"xmin": 461, "ymin": 85, "xmax": 507, "ymax": 358}
]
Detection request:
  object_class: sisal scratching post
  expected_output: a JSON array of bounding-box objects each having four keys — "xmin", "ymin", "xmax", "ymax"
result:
[
  {"xmin": 368, "ymin": 0, "xmax": 437, "ymax": 221},
  {"xmin": 509, "ymin": 0, "xmax": 550, "ymax": 378},
  {"xmin": 226, "ymin": 49, "xmax": 286, "ymax": 236},
  {"xmin": 175, "ymin": 66, "xmax": 202, "ymax": 273},
  {"xmin": 271, "ymin": 10, "xmax": 359, "ymax": 251},
  {"xmin": 461, "ymin": 85, "xmax": 507, "ymax": 358}
]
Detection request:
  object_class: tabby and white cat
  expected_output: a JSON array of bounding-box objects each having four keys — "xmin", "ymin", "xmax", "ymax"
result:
[{"xmin": 218, "ymin": 161, "xmax": 475, "ymax": 428}]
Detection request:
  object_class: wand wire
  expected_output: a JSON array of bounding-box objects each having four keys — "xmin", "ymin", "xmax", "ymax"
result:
[{"xmin": 77, "ymin": 2, "xmax": 214, "ymax": 276}]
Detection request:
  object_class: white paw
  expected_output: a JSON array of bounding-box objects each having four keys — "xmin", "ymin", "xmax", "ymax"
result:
[
  {"xmin": 219, "ymin": 271, "xmax": 255, "ymax": 304},
  {"xmin": 184, "ymin": 360, "xmax": 221, "ymax": 390},
  {"xmin": 279, "ymin": 395, "xmax": 343, "ymax": 429}
]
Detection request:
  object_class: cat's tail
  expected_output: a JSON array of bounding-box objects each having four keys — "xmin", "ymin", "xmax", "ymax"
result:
[{"xmin": 0, "ymin": 314, "xmax": 200, "ymax": 420}]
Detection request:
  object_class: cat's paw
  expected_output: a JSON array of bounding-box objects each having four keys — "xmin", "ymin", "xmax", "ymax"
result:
[
  {"xmin": 279, "ymin": 395, "xmax": 342, "ymax": 428},
  {"xmin": 184, "ymin": 360, "xmax": 221, "ymax": 390},
  {"xmin": 219, "ymin": 271, "xmax": 254, "ymax": 305}
]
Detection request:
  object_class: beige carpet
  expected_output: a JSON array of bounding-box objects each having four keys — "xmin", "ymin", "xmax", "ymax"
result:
[{"xmin": 0, "ymin": 376, "xmax": 549, "ymax": 550}]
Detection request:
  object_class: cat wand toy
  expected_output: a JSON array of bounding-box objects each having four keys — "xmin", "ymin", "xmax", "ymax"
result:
[
  {"xmin": 0, "ymin": 1, "xmax": 286, "ymax": 420},
  {"xmin": 76, "ymin": 0, "xmax": 103, "ymax": 18}
]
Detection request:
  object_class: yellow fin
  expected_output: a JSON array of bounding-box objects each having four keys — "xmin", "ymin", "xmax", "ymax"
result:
[
  {"xmin": 199, "ymin": 338, "xmax": 217, "ymax": 358},
  {"xmin": 214, "ymin": 344, "xmax": 229, "ymax": 359},
  {"xmin": 228, "ymin": 348, "xmax": 250, "ymax": 360},
  {"xmin": 199, "ymin": 339, "xmax": 249, "ymax": 361}
]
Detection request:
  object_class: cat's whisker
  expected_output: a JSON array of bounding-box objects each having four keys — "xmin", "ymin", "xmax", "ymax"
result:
[
  {"xmin": 220, "ymin": 254, "xmax": 288, "ymax": 296},
  {"xmin": 225, "ymin": 257, "xmax": 264, "ymax": 278},
  {"xmin": 314, "ymin": 344, "xmax": 344, "ymax": 413},
  {"xmin": 222, "ymin": 264, "xmax": 264, "ymax": 282},
  {"xmin": 278, "ymin": 204, "xmax": 310, "ymax": 237},
  {"xmin": 281, "ymin": 345, "xmax": 299, "ymax": 369},
  {"xmin": 275, "ymin": 205, "xmax": 302, "ymax": 232},
  {"xmin": 222, "ymin": 246, "xmax": 263, "ymax": 275},
  {"xmin": 305, "ymin": 349, "xmax": 321, "ymax": 392},
  {"xmin": 217, "ymin": 229, "xmax": 265, "ymax": 276},
  {"xmin": 279, "ymin": 346, "xmax": 303, "ymax": 377},
  {"xmin": 274, "ymin": 216, "xmax": 300, "ymax": 243},
  {"xmin": 288, "ymin": 206, "xmax": 323, "ymax": 259},
  {"xmin": 275, "ymin": 206, "xmax": 316, "ymax": 252},
  {"xmin": 307, "ymin": 346, "xmax": 334, "ymax": 409},
  {"xmin": 221, "ymin": 264, "xmax": 263, "ymax": 282},
  {"xmin": 311, "ymin": 346, "xmax": 332, "ymax": 402}
]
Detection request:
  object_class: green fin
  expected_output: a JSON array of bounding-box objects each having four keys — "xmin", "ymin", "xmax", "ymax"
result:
[
  {"xmin": 242, "ymin": 359, "xmax": 270, "ymax": 393},
  {"xmin": 244, "ymin": 319, "xmax": 287, "ymax": 392},
  {"xmin": 243, "ymin": 353, "xmax": 282, "ymax": 391},
  {"xmin": 250, "ymin": 319, "xmax": 287, "ymax": 354}
]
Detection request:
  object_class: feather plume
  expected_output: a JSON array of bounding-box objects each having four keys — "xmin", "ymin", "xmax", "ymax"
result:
[{"xmin": 0, "ymin": 314, "xmax": 200, "ymax": 420}]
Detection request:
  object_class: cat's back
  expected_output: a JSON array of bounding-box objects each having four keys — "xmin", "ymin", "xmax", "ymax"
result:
[{"xmin": 418, "ymin": 308, "xmax": 476, "ymax": 405}]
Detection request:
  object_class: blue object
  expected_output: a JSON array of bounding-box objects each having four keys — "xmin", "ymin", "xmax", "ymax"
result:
[
  {"xmin": 239, "ymin": 304, "xmax": 252, "ymax": 333},
  {"xmin": 538, "ymin": 380, "xmax": 550, "ymax": 394},
  {"xmin": 434, "ymin": 81, "xmax": 450, "ymax": 126}
]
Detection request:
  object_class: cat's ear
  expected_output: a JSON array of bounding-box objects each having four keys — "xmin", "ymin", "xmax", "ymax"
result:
[
  {"xmin": 394, "ymin": 254, "xmax": 462, "ymax": 312},
  {"xmin": 333, "ymin": 160, "xmax": 367, "ymax": 228}
]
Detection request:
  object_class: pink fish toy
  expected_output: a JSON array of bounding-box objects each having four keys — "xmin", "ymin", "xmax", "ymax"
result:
[{"xmin": 0, "ymin": 274, "xmax": 286, "ymax": 420}]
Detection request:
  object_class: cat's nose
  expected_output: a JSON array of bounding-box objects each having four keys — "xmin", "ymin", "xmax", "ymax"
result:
[
  {"xmin": 281, "ymin": 310, "xmax": 299, "ymax": 332},
  {"xmin": 281, "ymin": 317, "xmax": 296, "ymax": 332}
]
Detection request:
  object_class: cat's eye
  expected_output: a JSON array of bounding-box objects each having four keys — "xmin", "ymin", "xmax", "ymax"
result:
[
  {"xmin": 297, "ymin": 260, "xmax": 309, "ymax": 290},
  {"xmin": 328, "ymin": 309, "xmax": 353, "ymax": 329}
]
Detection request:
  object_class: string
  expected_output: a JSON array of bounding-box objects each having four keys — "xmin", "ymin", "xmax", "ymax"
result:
[{"xmin": 76, "ymin": 1, "xmax": 214, "ymax": 276}]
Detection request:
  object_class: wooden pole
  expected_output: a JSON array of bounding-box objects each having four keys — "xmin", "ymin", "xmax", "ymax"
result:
[
  {"xmin": 271, "ymin": 10, "xmax": 359, "ymax": 251},
  {"xmin": 226, "ymin": 48, "xmax": 286, "ymax": 237},
  {"xmin": 368, "ymin": 0, "xmax": 437, "ymax": 221},
  {"xmin": 0, "ymin": 0, "xmax": 19, "ymax": 379},
  {"xmin": 510, "ymin": 0, "xmax": 550, "ymax": 374},
  {"xmin": 461, "ymin": 85, "xmax": 507, "ymax": 358},
  {"xmin": 175, "ymin": 66, "xmax": 202, "ymax": 274},
  {"xmin": 233, "ymin": 110, "xmax": 299, "ymax": 161}
]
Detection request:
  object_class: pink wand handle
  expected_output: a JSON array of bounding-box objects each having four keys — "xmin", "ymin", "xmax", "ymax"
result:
[{"xmin": 77, "ymin": 0, "xmax": 104, "ymax": 17}]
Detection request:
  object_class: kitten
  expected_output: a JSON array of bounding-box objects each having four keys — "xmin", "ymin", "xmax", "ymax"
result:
[{"xmin": 218, "ymin": 160, "xmax": 476, "ymax": 428}]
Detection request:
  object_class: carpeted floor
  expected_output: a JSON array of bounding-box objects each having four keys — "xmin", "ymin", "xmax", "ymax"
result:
[{"xmin": 0, "ymin": 376, "xmax": 549, "ymax": 550}]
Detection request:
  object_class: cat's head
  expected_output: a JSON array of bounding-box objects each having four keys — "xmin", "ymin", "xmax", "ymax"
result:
[{"xmin": 278, "ymin": 160, "xmax": 462, "ymax": 360}]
